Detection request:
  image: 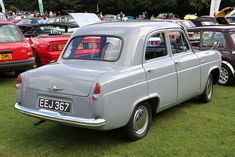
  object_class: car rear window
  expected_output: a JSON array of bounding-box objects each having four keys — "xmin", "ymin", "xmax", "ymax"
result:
[
  {"xmin": 0, "ymin": 24, "xmax": 24, "ymax": 43},
  {"xmin": 63, "ymin": 36, "xmax": 122, "ymax": 61}
]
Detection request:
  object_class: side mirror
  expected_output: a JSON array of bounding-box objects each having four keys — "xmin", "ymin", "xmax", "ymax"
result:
[{"xmin": 211, "ymin": 41, "xmax": 219, "ymax": 49}]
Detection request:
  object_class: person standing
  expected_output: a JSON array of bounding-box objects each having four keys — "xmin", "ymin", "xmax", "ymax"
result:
[{"xmin": 120, "ymin": 11, "xmax": 124, "ymax": 21}]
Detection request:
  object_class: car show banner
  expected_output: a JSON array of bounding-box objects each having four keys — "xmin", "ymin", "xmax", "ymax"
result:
[
  {"xmin": 210, "ymin": 0, "xmax": 221, "ymax": 16},
  {"xmin": 0, "ymin": 0, "xmax": 5, "ymax": 13},
  {"xmin": 38, "ymin": 0, "xmax": 44, "ymax": 15}
]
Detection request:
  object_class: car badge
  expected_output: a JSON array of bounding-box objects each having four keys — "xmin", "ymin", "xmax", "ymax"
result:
[
  {"xmin": 20, "ymin": 50, "xmax": 26, "ymax": 53},
  {"xmin": 49, "ymin": 85, "xmax": 64, "ymax": 91}
]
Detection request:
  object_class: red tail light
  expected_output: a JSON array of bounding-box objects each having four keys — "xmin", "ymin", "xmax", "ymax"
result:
[
  {"xmin": 92, "ymin": 83, "xmax": 101, "ymax": 101},
  {"xmin": 16, "ymin": 74, "xmax": 22, "ymax": 88},
  {"xmin": 93, "ymin": 83, "xmax": 101, "ymax": 94},
  {"xmin": 47, "ymin": 44, "xmax": 65, "ymax": 52}
]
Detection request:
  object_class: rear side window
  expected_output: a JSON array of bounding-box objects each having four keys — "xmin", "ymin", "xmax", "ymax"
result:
[
  {"xmin": 202, "ymin": 31, "xmax": 226, "ymax": 48},
  {"xmin": 63, "ymin": 36, "xmax": 122, "ymax": 61},
  {"xmin": 0, "ymin": 24, "xmax": 24, "ymax": 43},
  {"xmin": 145, "ymin": 32, "xmax": 167, "ymax": 60}
]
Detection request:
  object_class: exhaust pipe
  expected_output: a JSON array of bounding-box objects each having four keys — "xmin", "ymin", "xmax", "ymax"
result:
[{"xmin": 33, "ymin": 119, "xmax": 46, "ymax": 126}]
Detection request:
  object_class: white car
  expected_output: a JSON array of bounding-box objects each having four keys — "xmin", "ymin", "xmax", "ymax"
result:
[{"xmin": 15, "ymin": 22, "xmax": 221, "ymax": 140}]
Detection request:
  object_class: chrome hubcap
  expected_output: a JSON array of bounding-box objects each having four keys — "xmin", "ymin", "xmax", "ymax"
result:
[
  {"xmin": 133, "ymin": 106, "xmax": 149, "ymax": 135},
  {"xmin": 219, "ymin": 67, "xmax": 229, "ymax": 84},
  {"xmin": 206, "ymin": 78, "xmax": 212, "ymax": 99}
]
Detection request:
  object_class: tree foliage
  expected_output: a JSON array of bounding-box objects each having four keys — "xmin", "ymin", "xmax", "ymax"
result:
[{"xmin": 2, "ymin": 0, "xmax": 235, "ymax": 18}]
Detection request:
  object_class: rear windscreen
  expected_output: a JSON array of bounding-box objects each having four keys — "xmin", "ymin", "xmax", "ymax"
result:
[
  {"xmin": 63, "ymin": 36, "xmax": 122, "ymax": 61},
  {"xmin": 0, "ymin": 24, "xmax": 24, "ymax": 43}
]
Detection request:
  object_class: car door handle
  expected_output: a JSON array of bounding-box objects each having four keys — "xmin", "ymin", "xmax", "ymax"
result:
[
  {"xmin": 175, "ymin": 62, "xmax": 182, "ymax": 65},
  {"xmin": 201, "ymin": 59, "xmax": 206, "ymax": 63},
  {"xmin": 147, "ymin": 69, "xmax": 154, "ymax": 73}
]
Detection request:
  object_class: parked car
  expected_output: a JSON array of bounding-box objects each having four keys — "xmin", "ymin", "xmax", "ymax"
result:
[
  {"xmin": 160, "ymin": 19, "xmax": 196, "ymax": 38},
  {"xmin": 21, "ymin": 23, "xmax": 74, "ymax": 66},
  {"xmin": 30, "ymin": 17, "xmax": 45, "ymax": 24},
  {"xmin": 15, "ymin": 22, "xmax": 221, "ymax": 140},
  {"xmin": 49, "ymin": 15, "xmax": 78, "ymax": 26},
  {"xmin": 0, "ymin": 21, "xmax": 35, "ymax": 74},
  {"xmin": 188, "ymin": 26, "xmax": 235, "ymax": 85},
  {"xmin": 190, "ymin": 16, "xmax": 218, "ymax": 26},
  {"xmin": 7, "ymin": 15, "xmax": 26, "ymax": 24},
  {"xmin": 21, "ymin": 13, "xmax": 101, "ymax": 66},
  {"xmin": 184, "ymin": 14, "xmax": 198, "ymax": 20},
  {"xmin": 156, "ymin": 13, "xmax": 179, "ymax": 19},
  {"xmin": 103, "ymin": 14, "xmax": 118, "ymax": 22}
]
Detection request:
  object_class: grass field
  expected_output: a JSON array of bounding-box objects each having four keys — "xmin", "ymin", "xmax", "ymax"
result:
[{"xmin": 0, "ymin": 72, "xmax": 234, "ymax": 157}]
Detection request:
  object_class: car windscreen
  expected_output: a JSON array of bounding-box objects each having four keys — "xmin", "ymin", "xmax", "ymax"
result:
[
  {"xmin": 181, "ymin": 21, "xmax": 196, "ymax": 28},
  {"xmin": 24, "ymin": 25, "xmax": 67, "ymax": 37},
  {"xmin": 63, "ymin": 36, "xmax": 122, "ymax": 61},
  {"xmin": 0, "ymin": 24, "xmax": 24, "ymax": 43}
]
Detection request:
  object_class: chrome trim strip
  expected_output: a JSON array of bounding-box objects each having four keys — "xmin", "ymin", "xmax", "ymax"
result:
[{"xmin": 15, "ymin": 103, "xmax": 106, "ymax": 127}]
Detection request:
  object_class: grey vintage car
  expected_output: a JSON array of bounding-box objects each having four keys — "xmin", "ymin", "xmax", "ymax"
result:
[{"xmin": 15, "ymin": 22, "xmax": 221, "ymax": 140}]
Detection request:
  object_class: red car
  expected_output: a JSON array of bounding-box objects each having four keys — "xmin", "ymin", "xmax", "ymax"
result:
[
  {"xmin": 0, "ymin": 21, "xmax": 35, "ymax": 74},
  {"xmin": 22, "ymin": 23, "xmax": 75, "ymax": 66},
  {"xmin": 21, "ymin": 12, "xmax": 102, "ymax": 66}
]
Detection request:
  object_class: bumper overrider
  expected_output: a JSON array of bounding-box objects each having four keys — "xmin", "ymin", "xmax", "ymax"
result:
[{"xmin": 15, "ymin": 103, "xmax": 106, "ymax": 128}]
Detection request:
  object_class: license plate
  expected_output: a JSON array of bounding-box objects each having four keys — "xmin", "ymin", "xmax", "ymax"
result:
[
  {"xmin": 38, "ymin": 98, "xmax": 71, "ymax": 112},
  {"xmin": 0, "ymin": 53, "xmax": 12, "ymax": 60}
]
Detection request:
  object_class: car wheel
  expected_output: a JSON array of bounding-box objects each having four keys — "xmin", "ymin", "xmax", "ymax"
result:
[
  {"xmin": 15, "ymin": 70, "xmax": 24, "ymax": 76},
  {"xmin": 33, "ymin": 49, "xmax": 41, "ymax": 68},
  {"xmin": 125, "ymin": 102, "xmax": 152, "ymax": 141},
  {"xmin": 200, "ymin": 74, "xmax": 213, "ymax": 103},
  {"xmin": 219, "ymin": 64, "xmax": 234, "ymax": 86}
]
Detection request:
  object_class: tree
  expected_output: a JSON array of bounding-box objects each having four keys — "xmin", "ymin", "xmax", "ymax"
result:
[{"xmin": 3, "ymin": 0, "xmax": 235, "ymax": 17}]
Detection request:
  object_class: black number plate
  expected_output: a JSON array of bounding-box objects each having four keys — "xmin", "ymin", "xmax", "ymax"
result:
[{"xmin": 38, "ymin": 98, "xmax": 71, "ymax": 112}]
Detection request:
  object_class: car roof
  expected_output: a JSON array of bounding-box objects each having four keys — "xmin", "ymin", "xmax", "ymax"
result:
[
  {"xmin": 189, "ymin": 25, "xmax": 235, "ymax": 31},
  {"xmin": 72, "ymin": 21, "xmax": 181, "ymax": 37}
]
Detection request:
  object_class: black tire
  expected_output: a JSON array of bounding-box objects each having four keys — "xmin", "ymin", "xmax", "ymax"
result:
[
  {"xmin": 219, "ymin": 64, "xmax": 234, "ymax": 86},
  {"xmin": 200, "ymin": 74, "xmax": 213, "ymax": 103},
  {"xmin": 14, "ymin": 70, "xmax": 24, "ymax": 76},
  {"xmin": 124, "ymin": 102, "xmax": 152, "ymax": 141},
  {"xmin": 33, "ymin": 49, "xmax": 41, "ymax": 68}
]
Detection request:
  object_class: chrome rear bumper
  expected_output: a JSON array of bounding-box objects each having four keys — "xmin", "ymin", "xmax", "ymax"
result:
[{"xmin": 15, "ymin": 103, "xmax": 106, "ymax": 128}]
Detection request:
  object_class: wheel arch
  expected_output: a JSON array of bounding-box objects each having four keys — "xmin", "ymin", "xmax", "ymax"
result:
[
  {"xmin": 133, "ymin": 95, "xmax": 160, "ymax": 115},
  {"xmin": 210, "ymin": 67, "xmax": 220, "ymax": 84},
  {"xmin": 222, "ymin": 61, "xmax": 235, "ymax": 77}
]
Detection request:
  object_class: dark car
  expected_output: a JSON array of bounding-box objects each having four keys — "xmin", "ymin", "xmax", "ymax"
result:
[
  {"xmin": 188, "ymin": 26, "xmax": 235, "ymax": 85},
  {"xmin": 190, "ymin": 16, "xmax": 218, "ymax": 26}
]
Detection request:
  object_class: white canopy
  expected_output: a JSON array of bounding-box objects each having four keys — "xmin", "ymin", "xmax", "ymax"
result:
[
  {"xmin": 0, "ymin": 0, "xmax": 5, "ymax": 13},
  {"xmin": 69, "ymin": 13, "xmax": 101, "ymax": 27}
]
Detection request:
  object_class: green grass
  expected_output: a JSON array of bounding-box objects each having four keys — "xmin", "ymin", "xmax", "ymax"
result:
[{"xmin": 0, "ymin": 72, "xmax": 234, "ymax": 157}]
